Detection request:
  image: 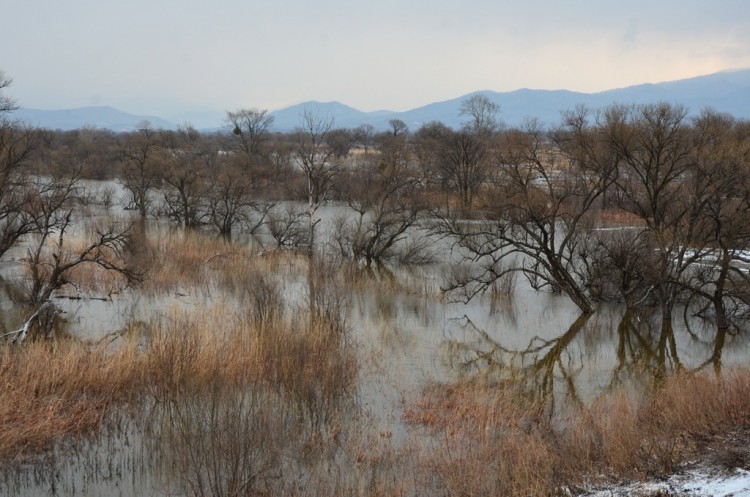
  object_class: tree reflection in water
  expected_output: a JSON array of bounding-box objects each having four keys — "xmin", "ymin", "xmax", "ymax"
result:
[{"xmin": 440, "ymin": 304, "xmax": 739, "ymax": 409}]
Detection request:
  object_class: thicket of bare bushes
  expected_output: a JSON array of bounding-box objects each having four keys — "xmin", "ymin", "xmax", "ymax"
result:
[
  {"xmin": 16, "ymin": 96, "xmax": 750, "ymax": 329},
  {"xmin": 17, "ymin": 100, "xmax": 750, "ymax": 334}
]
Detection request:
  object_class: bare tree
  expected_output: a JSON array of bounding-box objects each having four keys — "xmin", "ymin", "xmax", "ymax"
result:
[
  {"xmin": 338, "ymin": 131, "xmax": 427, "ymax": 265},
  {"xmin": 387, "ymin": 119, "xmax": 408, "ymax": 137},
  {"xmin": 436, "ymin": 94, "xmax": 501, "ymax": 211},
  {"xmin": 225, "ymin": 108, "xmax": 274, "ymax": 164},
  {"xmin": 412, "ymin": 121, "xmax": 450, "ymax": 188},
  {"xmin": 160, "ymin": 125, "xmax": 211, "ymax": 228},
  {"xmin": 438, "ymin": 116, "xmax": 615, "ymax": 314},
  {"xmin": 205, "ymin": 163, "xmax": 270, "ymax": 238},
  {"xmin": 604, "ymin": 103, "xmax": 695, "ymax": 320},
  {"xmin": 225, "ymin": 109, "xmax": 286, "ymax": 192},
  {"xmin": 8, "ymin": 176, "xmax": 140, "ymax": 342},
  {"xmin": 326, "ymin": 128, "xmax": 355, "ymax": 159},
  {"xmin": 120, "ymin": 121, "xmax": 162, "ymax": 218},
  {"xmin": 679, "ymin": 110, "xmax": 750, "ymax": 329},
  {"xmin": 267, "ymin": 205, "xmax": 309, "ymax": 249},
  {"xmin": 439, "ymin": 128, "xmax": 487, "ymax": 211},
  {"xmin": 354, "ymin": 124, "xmax": 375, "ymax": 154},
  {"xmin": 0, "ymin": 71, "xmax": 38, "ymax": 259},
  {"xmin": 460, "ymin": 93, "xmax": 500, "ymax": 137},
  {"xmin": 294, "ymin": 109, "xmax": 338, "ymax": 254},
  {"xmin": 0, "ymin": 71, "xmax": 16, "ymax": 114}
]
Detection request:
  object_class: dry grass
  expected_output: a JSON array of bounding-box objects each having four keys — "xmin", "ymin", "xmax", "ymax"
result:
[
  {"xmin": 403, "ymin": 370, "xmax": 750, "ymax": 496},
  {"xmin": 0, "ymin": 336, "xmax": 147, "ymax": 462},
  {"xmin": 0, "ymin": 287, "xmax": 357, "ymax": 470},
  {"xmin": 589, "ymin": 207, "xmax": 645, "ymax": 228}
]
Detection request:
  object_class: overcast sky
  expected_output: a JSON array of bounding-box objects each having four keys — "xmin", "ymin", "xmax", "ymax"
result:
[{"xmin": 2, "ymin": 0, "xmax": 749, "ymax": 118}]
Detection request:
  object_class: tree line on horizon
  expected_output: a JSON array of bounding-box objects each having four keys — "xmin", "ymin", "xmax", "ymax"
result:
[{"xmin": 3, "ymin": 67, "xmax": 750, "ymax": 333}]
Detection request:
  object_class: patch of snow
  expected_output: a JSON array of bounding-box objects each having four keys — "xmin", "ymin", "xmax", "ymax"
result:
[
  {"xmin": 677, "ymin": 468, "xmax": 750, "ymax": 497},
  {"xmin": 582, "ymin": 468, "xmax": 750, "ymax": 496}
]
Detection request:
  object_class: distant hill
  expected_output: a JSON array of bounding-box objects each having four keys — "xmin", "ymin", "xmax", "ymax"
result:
[
  {"xmin": 10, "ymin": 106, "xmax": 177, "ymax": 132},
  {"xmin": 9, "ymin": 69, "xmax": 750, "ymax": 132},
  {"xmin": 269, "ymin": 68, "xmax": 750, "ymax": 131}
]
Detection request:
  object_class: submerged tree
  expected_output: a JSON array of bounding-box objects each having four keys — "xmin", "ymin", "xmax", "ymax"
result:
[
  {"xmin": 159, "ymin": 125, "xmax": 211, "ymax": 228},
  {"xmin": 120, "ymin": 121, "xmax": 162, "ymax": 218},
  {"xmin": 205, "ymin": 162, "xmax": 270, "ymax": 238},
  {"xmin": 604, "ymin": 103, "xmax": 696, "ymax": 320},
  {"xmin": 293, "ymin": 109, "xmax": 338, "ymax": 255},
  {"xmin": 439, "ymin": 114, "xmax": 615, "ymax": 314},
  {"xmin": 9, "ymin": 176, "xmax": 141, "ymax": 342},
  {"xmin": 679, "ymin": 110, "xmax": 750, "ymax": 329},
  {"xmin": 337, "ymin": 128, "xmax": 427, "ymax": 265},
  {"xmin": 0, "ymin": 72, "xmax": 38, "ymax": 259}
]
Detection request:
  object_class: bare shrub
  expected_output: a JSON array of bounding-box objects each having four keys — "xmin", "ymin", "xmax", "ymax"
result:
[
  {"xmin": 267, "ymin": 204, "xmax": 309, "ymax": 249},
  {"xmin": 239, "ymin": 268, "xmax": 283, "ymax": 327},
  {"xmin": 490, "ymin": 268, "xmax": 517, "ymax": 299},
  {"xmin": 393, "ymin": 234, "xmax": 435, "ymax": 265},
  {"xmin": 97, "ymin": 185, "xmax": 117, "ymax": 210}
]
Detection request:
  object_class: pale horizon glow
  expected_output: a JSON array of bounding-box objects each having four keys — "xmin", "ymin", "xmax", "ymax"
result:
[{"xmin": 2, "ymin": 1, "xmax": 749, "ymax": 122}]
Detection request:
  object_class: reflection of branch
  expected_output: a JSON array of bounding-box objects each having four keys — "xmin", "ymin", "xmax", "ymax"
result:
[
  {"xmin": 609, "ymin": 308, "xmax": 654, "ymax": 390},
  {"xmin": 530, "ymin": 313, "xmax": 591, "ymax": 402},
  {"xmin": 608, "ymin": 308, "xmax": 687, "ymax": 390},
  {"xmin": 444, "ymin": 312, "xmax": 592, "ymax": 404}
]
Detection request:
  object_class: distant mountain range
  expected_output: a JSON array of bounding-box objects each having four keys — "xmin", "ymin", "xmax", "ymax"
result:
[
  {"xmin": 11, "ymin": 106, "xmax": 177, "ymax": 132},
  {"xmin": 10, "ymin": 68, "xmax": 750, "ymax": 132}
]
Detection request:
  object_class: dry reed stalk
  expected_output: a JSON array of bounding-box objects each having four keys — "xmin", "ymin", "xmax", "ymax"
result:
[
  {"xmin": 404, "ymin": 368, "xmax": 750, "ymax": 496},
  {"xmin": 0, "ymin": 338, "xmax": 147, "ymax": 462}
]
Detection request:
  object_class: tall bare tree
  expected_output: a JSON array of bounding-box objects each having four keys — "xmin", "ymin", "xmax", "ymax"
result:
[
  {"xmin": 0, "ymin": 71, "xmax": 38, "ymax": 259},
  {"xmin": 294, "ymin": 109, "xmax": 338, "ymax": 254},
  {"xmin": 160, "ymin": 125, "xmax": 211, "ymax": 228},
  {"xmin": 604, "ymin": 103, "xmax": 695, "ymax": 320},
  {"xmin": 225, "ymin": 108, "xmax": 274, "ymax": 165},
  {"xmin": 460, "ymin": 93, "xmax": 500, "ymax": 137},
  {"xmin": 120, "ymin": 121, "xmax": 162, "ymax": 218},
  {"xmin": 439, "ymin": 129, "xmax": 486, "ymax": 211},
  {"xmin": 680, "ymin": 110, "xmax": 750, "ymax": 329}
]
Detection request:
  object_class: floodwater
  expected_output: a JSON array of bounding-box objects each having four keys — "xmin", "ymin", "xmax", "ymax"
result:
[{"xmin": 2, "ymin": 182, "xmax": 749, "ymax": 496}]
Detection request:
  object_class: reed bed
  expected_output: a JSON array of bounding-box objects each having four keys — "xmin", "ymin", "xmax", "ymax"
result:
[{"xmin": 402, "ymin": 370, "xmax": 750, "ymax": 496}]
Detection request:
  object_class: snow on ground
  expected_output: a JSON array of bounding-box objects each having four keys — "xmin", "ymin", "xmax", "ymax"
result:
[{"xmin": 583, "ymin": 468, "xmax": 750, "ymax": 496}]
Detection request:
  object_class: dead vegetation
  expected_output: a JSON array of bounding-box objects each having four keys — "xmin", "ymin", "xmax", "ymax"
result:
[{"xmin": 402, "ymin": 370, "xmax": 750, "ymax": 496}]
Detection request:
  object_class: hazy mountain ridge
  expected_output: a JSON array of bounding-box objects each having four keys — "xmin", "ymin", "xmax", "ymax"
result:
[
  {"xmin": 10, "ymin": 69, "xmax": 750, "ymax": 132},
  {"xmin": 11, "ymin": 106, "xmax": 176, "ymax": 132},
  {"xmin": 270, "ymin": 68, "xmax": 750, "ymax": 130}
]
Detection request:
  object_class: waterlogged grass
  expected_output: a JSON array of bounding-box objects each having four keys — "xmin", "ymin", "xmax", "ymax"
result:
[
  {"xmin": 402, "ymin": 371, "xmax": 750, "ymax": 495},
  {"xmin": 0, "ymin": 336, "xmax": 147, "ymax": 462},
  {"xmin": 2, "ymin": 226, "xmax": 750, "ymax": 496}
]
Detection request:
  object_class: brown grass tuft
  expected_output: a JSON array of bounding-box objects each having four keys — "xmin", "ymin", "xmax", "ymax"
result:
[{"xmin": 404, "ymin": 369, "xmax": 750, "ymax": 496}]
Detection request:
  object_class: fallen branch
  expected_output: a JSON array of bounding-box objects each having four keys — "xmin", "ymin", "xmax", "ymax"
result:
[{"xmin": 3, "ymin": 301, "xmax": 58, "ymax": 343}]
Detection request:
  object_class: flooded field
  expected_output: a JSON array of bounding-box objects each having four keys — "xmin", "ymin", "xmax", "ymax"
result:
[{"xmin": 1, "ymin": 184, "xmax": 749, "ymax": 497}]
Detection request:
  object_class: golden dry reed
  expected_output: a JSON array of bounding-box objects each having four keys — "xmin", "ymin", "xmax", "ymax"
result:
[{"xmin": 403, "ymin": 371, "xmax": 750, "ymax": 496}]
